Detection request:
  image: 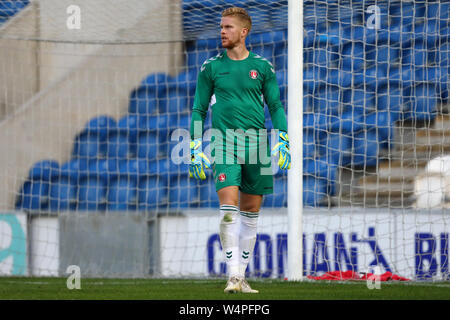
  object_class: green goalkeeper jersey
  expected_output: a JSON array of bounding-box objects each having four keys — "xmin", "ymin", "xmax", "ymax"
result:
[
  {"xmin": 190, "ymin": 50, "xmax": 287, "ymax": 164},
  {"xmin": 190, "ymin": 50, "xmax": 287, "ymax": 137}
]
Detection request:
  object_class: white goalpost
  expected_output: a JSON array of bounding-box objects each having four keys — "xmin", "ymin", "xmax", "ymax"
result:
[{"xmin": 287, "ymin": 0, "xmax": 303, "ymax": 281}]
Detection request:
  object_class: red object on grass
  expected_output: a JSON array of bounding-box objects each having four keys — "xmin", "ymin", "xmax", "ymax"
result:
[{"xmin": 307, "ymin": 270, "xmax": 410, "ymax": 281}]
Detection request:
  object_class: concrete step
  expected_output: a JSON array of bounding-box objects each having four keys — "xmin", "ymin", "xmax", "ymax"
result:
[
  {"xmin": 433, "ymin": 114, "xmax": 450, "ymax": 130},
  {"xmin": 333, "ymin": 190, "xmax": 415, "ymax": 208},
  {"xmin": 357, "ymin": 175, "xmax": 415, "ymax": 192},
  {"xmin": 393, "ymin": 144, "xmax": 450, "ymax": 160},
  {"xmin": 377, "ymin": 159, "xmax": 428, "ymax": 178},
  {"xmin": 415, "ymin": 129, "xmax": 450, "ymax": 145}
]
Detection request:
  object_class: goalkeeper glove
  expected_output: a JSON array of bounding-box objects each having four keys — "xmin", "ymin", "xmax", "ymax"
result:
[
  {"xmin": 271, "ymin": 131, "xmax": 291, "ymax": 170},
  {"xmin": 189, "ymin": 138, "xmax": 211, "ymax": 180}
]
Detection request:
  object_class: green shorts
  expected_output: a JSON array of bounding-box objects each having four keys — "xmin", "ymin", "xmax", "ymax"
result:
[{"xmin": 212, "ymin": 162, "xmax": 273, "ymax": 195}]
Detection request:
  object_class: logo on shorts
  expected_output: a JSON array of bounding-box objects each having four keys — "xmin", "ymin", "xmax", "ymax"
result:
[
  {"xmin": 218, "ymin": 173, "xmax": 226, "ymax": 182},
  {"xmin": 249, "ymin": 70, "xmax": 258, "ymax": 79}
]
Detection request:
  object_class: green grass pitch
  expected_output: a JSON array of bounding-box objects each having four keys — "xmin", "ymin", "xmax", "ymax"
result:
[{"xmin": 0, "ymin": 277, "xmax": 449, "ymax": 300}]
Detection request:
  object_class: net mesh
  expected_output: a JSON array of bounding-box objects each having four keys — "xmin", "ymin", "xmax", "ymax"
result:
[{"xmin": 0, "ymin": 0, "xmax": 448, "ymax": 280}]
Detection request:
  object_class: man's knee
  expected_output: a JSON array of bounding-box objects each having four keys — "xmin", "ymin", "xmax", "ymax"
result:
[
  {"xmin": 239, "ymin": 194, "xmax": 263, "ymax": 212},
  {"xmin": 218, "ymin": 186, "xmax": 239, "ymax": 206}
]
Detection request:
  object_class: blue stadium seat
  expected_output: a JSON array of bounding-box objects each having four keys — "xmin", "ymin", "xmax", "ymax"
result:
[
  {"xmin": 438, "ymin": 43, "xmax": 449, "ymax": 68},
  {"xmin": 106, "ymin": 130, "xmax": 130, "ymax": 160},
  {"xmin": 250, "ymin": 43, "xmax": 275, "ymax": 63},
  {"xmin": 303, "ymin": 176, "xmax": 327, "ymax": 207},
  {"xmin": 320, "ymin": 133, "xmax": 353, "ymax": 167},
  {"xmin": 312, "ymin": 85, "xmax": 341, "ymax": 115},
  {"xmin": 169, "ymin": 112, "xmax": 191, "ymax": 133},
  {"xmin": 312, "ymin": 42, "xmax": 339, "ymax": 68},
  {"xmin": 49, "ymin": 175, "xmax": 78, "ymax": 212},
  {"xmin": 72, "ymin": 116, "xmax": 117, "ymax": 160},
  {"xmin": 76, "ymin": 159, "xmax": 118, "ymax": 211},
  {"xmin": 365, "ymin": 45, "xmax": 400, "ymax": 64},
  {"xmin": 303, "ymin": 112, "xmax": 331, "ymax": 133},
  {"xmin": 139, "ymin": 113, "xmax": 169, "ymax": 133},
  {"xmin": 303, "ymin": 156, "xmax": 333, "ymax": 181},
  {"xmin": 262, "ymin": 174, "xmax": 287, "ymax": 207},
  {"xmin": 140, "ymin": 72, "xmax": 169, "ymax": 86},
  {"xmin": 402, "ymin": 40, "xmax": 430, "ymax": 66},
  {"xmin": 28, "ymin": 160, "xmax": 60, "ymax": 181},
  {"xmin": 77, "ymin": 177, "xmax": 107, "ymax": 211},
  {"xmin": 427, "ymin": 2, "xmax": 450, "ymax": 20},
  {"xmin": 358, "ymin": 63, "xmax": 388, "ymax": 92},
  {"xmin": 117, "ymin": 113, "xmax": 139, "ymax": 137},
  {"xmin": 329, "ymin": 110, "xmax": 364, "ymax": 135},
  {"xmin": 438, "ymin": 66, "xmax": 449, "ymax": 104},
  {"xmin": 72, "ymin": 131, "xmax": 106, "ymax": 160},
  {"xmin": 412, "ymin": 2, "xmax": 427, "ymax": 18},
  {"xmin": 245, "ymin": 6, "xmax": 271, "ymax": 30},
  {"xmin": 187, "ymin": 48, "xmax": 219, "ymax": 69},
  {"xmin": 275, "ymin": 70, "xmax": 287, "ymax": 99},
  {"xmin": 388, "ymin": 66, "xmax": 413, "ymax": 97},
  {"xmin": 130, "ymin": 73, "xmax": 174, "ymax": 116},
  {"xmin": 199, "ymin": 176, "xmax": 219, "ymax": 208},
  {"xmin": 414, "ymin": 66, "xmax": 439, "ymax": 84},
  {"xmin": 0, "ymin": 0, "xmax": 28, "ymax": 19},
  {"xmin": 128, "ymin": 86, "xmax": 158, "ymax": 117},
  {"xmin": 352, "ymin": 131, "xmax": 380, "ymax": 167},
  {"xmin": 302, "ymin": 130, "xmax": 316, "ymax": 159},
  {"xmin": 147, "ymin": 158, "xmax": 171, "ymax": 176},
  {"xmin": 342, "ymin": 89, "xmax": 376, "ymax": 115},
  {"xmin": 107, "ymin": 175, "xmax": 138, "ymax": 211},
  {"xmin": 137, "ymin": 176, "xmax": 168, "ymax": 210},
  {"xmin": 16, "ymin": 180, "xmax": 50, "ymax": 211},
  {"xmin": 84, "ymin": 115, "xmax": 117, "ymax": 140},
  {"xmin": 48, "ymin": 159, "xmax": 86, "ymax": 211},
  {"xmin": 303, "ymin": 67, "xmax": 316, "ymax": 95},
  {"xmin": 406, "ymin": 83, "xmax": 438, "ymax": 122},
  {"xmin": 174, "ymin": 69, "xmax": 198, "ymax": 96},
  {"xmin": 168, "ymin": 174, "xmax": 199, "ymax": 208},
  {"xmin": 376, "ymin": 85, "xmax": 403, "ymax": 120},
  {"xmin": 157, "ymin": 78, "xmax": 189, "ymax": 114},
  {"xmin": 136, "ymin": 132, "xmax": 158, "ymax": 160},
  {"xmin": 16, "ymin": 160, "xmax": 59, "ymax": 211},
  {"xmin": 118, "ymin": 158, "xmax": 149, "ymax": 177},
  {"xmin": 341, "ymin": 42, "xmax": 364, "ymax": 71},
  {"xmin": 327, "ymin": 69, "xmax": 352, "ymax": 89},
  {"xmin": 415, "ymin": 20, "xmax": 441, "ymax": 49},
  {"xmin": 364, "ymin": 111, "xmax": 395, "ymax": 149},
  {"xmin": 270, "ymin": 29, "xmax": 287, "ymax": 55},
  {"xmin": 195, "ymin": 37, "xmax": 221, "ymax": 51}
]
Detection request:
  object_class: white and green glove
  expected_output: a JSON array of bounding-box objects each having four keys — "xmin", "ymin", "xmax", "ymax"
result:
[
  {"xmin": 271, "ymin": 131, "xmax": 291, "ymax": 170},
  {"xmin": 189, "ymin": 138, "xmax": 211, "ymax": 180}
]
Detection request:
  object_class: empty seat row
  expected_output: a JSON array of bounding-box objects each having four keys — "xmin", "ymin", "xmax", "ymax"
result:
[{"xmin": 0, "ymin": 0, "xmax": 29, "ymax": 19}]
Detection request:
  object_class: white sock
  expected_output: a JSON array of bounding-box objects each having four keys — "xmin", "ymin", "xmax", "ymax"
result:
[
  {"xmin": 238, "ymin": 211, "xmax": 259, "ymax": 278},
  {"xmin": 219, "ymin": 204, "xmax": 240, "ymax": 278}
]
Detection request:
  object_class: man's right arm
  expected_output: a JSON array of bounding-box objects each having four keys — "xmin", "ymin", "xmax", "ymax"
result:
[{"xmin": 190, "ymin": 62, "xmax": 214, "ymax": 140}]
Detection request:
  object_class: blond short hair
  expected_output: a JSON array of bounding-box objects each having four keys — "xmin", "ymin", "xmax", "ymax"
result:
[{"xmin": 222, "ymin": 7, "xmax": 252, "ymax": 32}]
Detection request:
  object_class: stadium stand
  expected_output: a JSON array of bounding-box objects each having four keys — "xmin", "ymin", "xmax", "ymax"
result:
[
  {"xmin": 0, "ymin": 0, "xmax": 29, "ymax": 25},
  {"xmin": 15, "ymin": 0, "xmax": 450, "ymax": 210}
]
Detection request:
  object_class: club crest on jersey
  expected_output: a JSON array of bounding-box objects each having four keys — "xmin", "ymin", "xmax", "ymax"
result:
[
  {"xmin": 218, "ymin": 173, "xmax": 226, "ymax": 182},
  {"xmin": 249, "ymin": 70, "xmax": 259, "ymax": 79}
]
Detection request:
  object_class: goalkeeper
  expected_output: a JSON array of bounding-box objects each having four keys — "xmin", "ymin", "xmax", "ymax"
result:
[{"xmin": 189, "ymin": 7, "xmax": 290, "ymax": 294}]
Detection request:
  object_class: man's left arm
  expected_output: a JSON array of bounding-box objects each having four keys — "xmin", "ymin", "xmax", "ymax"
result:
[
  {"xmin": 262, "ymin": 63, "xmax": 291, "ymax": 170},
  {"xmin": 262, "ymin": 64, "xmax": 288, "ymax": 133}
]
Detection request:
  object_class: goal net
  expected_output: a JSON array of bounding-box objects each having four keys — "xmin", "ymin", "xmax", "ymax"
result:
[{"xmin": 0, "ymin": 0, "xmax": 448, "ymax": 281}]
